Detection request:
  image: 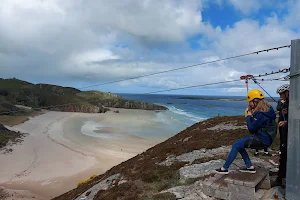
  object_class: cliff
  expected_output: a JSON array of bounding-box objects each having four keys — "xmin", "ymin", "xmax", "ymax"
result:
[{"xmin": 52, "ymin": 116, "xmax": 280, "ymax": 200}]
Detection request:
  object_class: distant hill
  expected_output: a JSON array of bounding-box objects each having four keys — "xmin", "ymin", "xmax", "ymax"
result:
[{"xmin": 0, "ymin": 78, "xmax": 167, "ymax": 114}]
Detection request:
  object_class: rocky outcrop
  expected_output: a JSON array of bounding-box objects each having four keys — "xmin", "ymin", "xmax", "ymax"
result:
[
  {"xmin": 161, "ymin": 181, "xmax": 213, "ymax": 200},
  {"xmin": 75, "ymin": 174, "xmax": 121, "ymax": 200},
  {"xmin": 99, "ymin": 99, "xmax": 167, "ymax": 110},
  {"xmin": 157, "ymin": 146, "xmax": 230, "ymax": 166},
  {"xmin": 48, "ymin": 105, "xmax": 110, "ymax": 113},
  {"xmin": 179, "ymin": 159, "xmax": 225, "ymax": 182}
]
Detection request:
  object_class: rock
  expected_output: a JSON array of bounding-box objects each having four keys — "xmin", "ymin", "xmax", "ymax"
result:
[
  {"xmin": 157, "ymin": 146, "xmax": 230, "ymax": 166},
  {"xmin": 179, "ymin": 159, "xmax": 225, "ymax": 182},
  {"xmin": 162, "ymin": 181, "xmax": 216, "ymax": 200},
  {"xmin": 206, "ymin": 123, "xmax": 247, "ymax": 131},
  {"xmin": 260, "ymin": 186, "xmax": 286, "ymax": 199},
  {"xmin": 48, "ymin": 104, "xmax": 110, "ymax": 113},
  {"xmin": 114, "ymin": 110, "xmax": 120, "ymax": 113},
  {"xmin": 75, "ymin": 174, "xmax": 121, "ymax": 200},
  {"xmin": 183, "ymin": 136, "xmax": 192, "ymax": 142},
  {"xmin": 100, "ymin": 98, "xmax": 167, "ymax": 110}
]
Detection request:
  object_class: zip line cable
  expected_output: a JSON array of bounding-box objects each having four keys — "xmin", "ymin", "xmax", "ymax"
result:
[
  {"xmin": 252, "ymin": 78, "xmax": 277, "ymax": 103},
  {"xmin": 0, "ymin": 67, "xmax": 291, "ymax": 115},
  {"xmin": 253, "ymin": 68, "xmax": 290, "ymax": 78},
  {"xmin": 144, "ymin": 67, "xmax": 290, "ymax": 94},
  {"xmin": 78, "ymin": 45, "xmax": 291, "ymax": 90},
  {"xmin": 143, "ymin": 79, "xmax": 241, "ymax": 94}
]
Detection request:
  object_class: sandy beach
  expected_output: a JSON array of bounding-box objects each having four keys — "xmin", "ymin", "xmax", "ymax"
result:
[{"xmin": 0, "ymin": 108, "xmax": 181, "ymax": 200}]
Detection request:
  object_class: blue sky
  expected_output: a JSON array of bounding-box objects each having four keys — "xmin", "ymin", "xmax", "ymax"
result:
[{"xmin": 0, "ymin": 0, "xmax": 299, "ymax": 96}]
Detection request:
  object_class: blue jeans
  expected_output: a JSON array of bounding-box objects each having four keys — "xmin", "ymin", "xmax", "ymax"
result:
[{"xmin": 223, "ymin": 136, "xmax": 261, "ymax": 169}]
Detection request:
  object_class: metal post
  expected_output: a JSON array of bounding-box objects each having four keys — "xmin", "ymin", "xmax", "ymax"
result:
[{"xmin": 286, "ymin": 39, "xmax": 300, "ymax": 200}]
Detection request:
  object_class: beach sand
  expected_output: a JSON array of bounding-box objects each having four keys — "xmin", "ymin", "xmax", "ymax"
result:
[{"xmin": 0, "ymin": 108, "xmax": 178, "ymax": 199}]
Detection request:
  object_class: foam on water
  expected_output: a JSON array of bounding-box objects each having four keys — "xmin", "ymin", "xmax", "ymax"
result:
[
  {"xmin": 81, "ymin": 121, "xmax": 121, "ymax": 139},
  {"xmin": 167, "ymin": 105, "xmax": 207, "ymax": 124}
]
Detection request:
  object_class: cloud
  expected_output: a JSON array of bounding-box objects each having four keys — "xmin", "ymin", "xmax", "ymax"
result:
[
  {"xmin": 228, "ymin": 0, "xmax": 261, "ymax": 14},
  {"xmin": 0, "ymin": 0, "xmax": 299, "ymax": 96},
  {"xmin": 283, "ymin": 0, "xmax": 300, "ymax": 30},
  {"xmin": 69, "ymin": 49, "xmax": 120, "ymax": 66}
]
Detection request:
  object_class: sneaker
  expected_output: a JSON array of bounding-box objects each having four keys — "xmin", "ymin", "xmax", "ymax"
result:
[
  {"xmin": 215, "ymin": 168, "xmax": 229, "ymax": 175},
  {"xmin": 239, "ymin": 167, "xmax": 256, "ymax": 173}
]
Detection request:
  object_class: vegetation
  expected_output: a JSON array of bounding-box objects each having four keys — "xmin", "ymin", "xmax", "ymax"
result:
[
  {"xmin": 77, "ymin": 174, "xmax": 98, "ymax": 187},
  {"xmin": 0, "ymin": 78, "xmax": 166, "ymax": 113},
  {"xmin": 53, "ymin": 115, "xmax": 281, "ymax": 200},
  {"xmin": 53, "ymin": 116, "xmax": 254, "ymax": 200},
  {"xmin": 0, "ymin": 124, "xmax": 27, "ymax": 152}
]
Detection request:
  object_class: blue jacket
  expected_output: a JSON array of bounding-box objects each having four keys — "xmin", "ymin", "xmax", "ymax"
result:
[{"xmin": 246, "ymin": 106, "xmax": 276, "ymax": 146}]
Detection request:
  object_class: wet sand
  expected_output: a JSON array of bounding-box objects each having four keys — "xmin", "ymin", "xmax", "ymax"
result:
[{"xmin": 0, "ymin": 108, "xmax": 175, "ymax": 199}]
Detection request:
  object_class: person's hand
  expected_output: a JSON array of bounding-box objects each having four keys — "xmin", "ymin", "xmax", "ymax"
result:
[
  {"xmin": 247, "ymin": 104, "xmax": 252, "ymax": 115},
  {"xmin": 278, "ymin": 121, "xmax": 287, "ymax": 127}
]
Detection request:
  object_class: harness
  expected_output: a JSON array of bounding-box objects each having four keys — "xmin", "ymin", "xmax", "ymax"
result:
[
  {"xmin": 245, "ymin": 112, "xmax": 277, "ymax": 149},
  {"xmin": 258, "ymin": 112, "xmax": 278, "ymax": 140}
]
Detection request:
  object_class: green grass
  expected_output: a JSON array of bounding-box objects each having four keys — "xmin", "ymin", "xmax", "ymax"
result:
[{"xmin": 77, "ymin": 91, "xmax": 120, "ymax": 100}]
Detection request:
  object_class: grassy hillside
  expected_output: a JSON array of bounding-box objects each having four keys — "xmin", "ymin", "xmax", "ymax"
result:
[
  {"xmin": 52, "ymin": 115, "xmax": 280, "ymax": 200},
  {"xmin": 51, "ymin": 116, "xmax": 251, "ymax": 200},
  {"xmin": 0, "ymin": 78, "xmax": 166, "ymax": 113},
  {"xmin": 0, "ymin": 78, "xmax": 89, "ymax": 110}
]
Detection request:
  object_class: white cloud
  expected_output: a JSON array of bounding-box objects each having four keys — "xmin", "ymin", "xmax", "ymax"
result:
[
  {"xmin": 69, "ymin": 49, "xmax": 120, "ymax": 66},
  {"xmin": 284, "ymin": 0, "xmax": 300, "ymax": 29},
  {"xmin": 0, "ymin": 0, "xmax": 299, "ymax": 96},
  {"xmin": 228, "ymin": 0, "xmax": 261, "ymax": 14}
]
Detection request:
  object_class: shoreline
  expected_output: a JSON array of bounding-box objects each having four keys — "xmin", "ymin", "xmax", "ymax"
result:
[{"xmin": 0, "ymin": 108, "xmax": 181, "ymax": 199}]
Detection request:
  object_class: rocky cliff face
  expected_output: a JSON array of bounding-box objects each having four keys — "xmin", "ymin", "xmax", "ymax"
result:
[
  {"xmin": 95, "ymin": 99, "xmax": 167, "ymax": 110},
  {"xmin": 48, "ymin": 105, "xmax": 110, "ymax": 113}
]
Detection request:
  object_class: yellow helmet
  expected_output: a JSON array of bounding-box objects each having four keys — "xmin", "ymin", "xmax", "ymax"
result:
[{"xmin": 246, "ymin": 89, "xmax": 264, "ymax": 102}]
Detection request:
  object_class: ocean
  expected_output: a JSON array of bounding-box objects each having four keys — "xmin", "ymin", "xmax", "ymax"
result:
[
  {"xmin": 117, "ymin": 93, "xmax": 279, "ymax": 127},
  {"xmin": 76, "ymin": 94, "xmax": 279, "ymax": 141}
]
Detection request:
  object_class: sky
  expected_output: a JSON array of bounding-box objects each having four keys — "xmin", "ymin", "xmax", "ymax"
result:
[{"xmin": 0, "ymin": 0, "xmax": 299, "ymax": 96}]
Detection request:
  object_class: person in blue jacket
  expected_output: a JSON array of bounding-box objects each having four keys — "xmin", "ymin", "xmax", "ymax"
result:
[{"xmin": 216, "ymin": 89, "xmax": 276, "ymax": 174}]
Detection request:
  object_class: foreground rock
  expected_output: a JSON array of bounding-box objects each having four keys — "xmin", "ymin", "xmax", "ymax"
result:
[
  {"xmin": 158, "ymin": 146, "xmax": 230, "ymax": 166},
  {"xmin": 75, "ymin": 174, "xmax": 122, "ymax": 200}
]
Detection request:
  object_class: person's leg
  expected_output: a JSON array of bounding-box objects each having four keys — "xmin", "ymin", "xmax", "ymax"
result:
[
  {"xmin": 239, "ymin": 148, "xmax": 252, "ymax": 168},
  {"xmin": 223, "ymin": 137, "xmax": 252, "ymax": 169}
]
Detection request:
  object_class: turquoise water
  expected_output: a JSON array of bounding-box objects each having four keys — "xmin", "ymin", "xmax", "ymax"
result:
[
  {"xmin": 75, "ymin": 94, "xmax": 279, "ymax": 140},
  {"xmin": 118, "ymin": 94, "xmax": 279, "ymax": 127}
]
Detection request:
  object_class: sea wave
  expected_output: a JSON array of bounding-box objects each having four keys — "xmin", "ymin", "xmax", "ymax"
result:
[
  {"xmin": 167, "ymin": 105, "xmax": 206, "ymax": 123},
  {"xmin": 80, "ymin": 121, "xmax": 120, "ymax": 139}
]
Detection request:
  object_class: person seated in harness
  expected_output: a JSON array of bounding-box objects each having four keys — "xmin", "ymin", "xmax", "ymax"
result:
[
  {"xmin": 245, "ymin": 107, "xmax": 272, "ymax": 157},
  {"xmin": 216, "ymin": 89, "xmax": 277, "ymax": 174}
]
